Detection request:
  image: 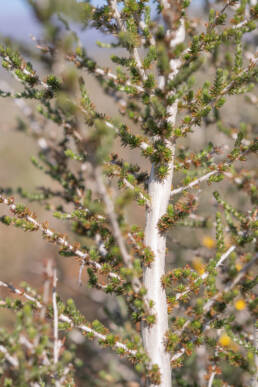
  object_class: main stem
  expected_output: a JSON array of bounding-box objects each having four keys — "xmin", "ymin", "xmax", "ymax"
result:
[
  {"xmin": 143, "ymin": 144, "xmax": 175, "ymax": 387},
  {"xmin": 142, "ymin": 13, "xmax": 184, "ymax": 382}
]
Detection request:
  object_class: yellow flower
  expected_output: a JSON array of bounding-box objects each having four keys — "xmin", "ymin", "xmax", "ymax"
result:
[
  {"xmin": 234, "ymin": 299, "xmax": 246, "ymax": 311},
  {"xmin": 202, "ymin": 236, "xmax": 216, "ymax": 249},
  {"xmin": 219, "ymin": 334, "xmax": 231, "ymax": 347},
  {"xmin": 219, "ymin": 334, "xmax": 239, "ymax": 351},
  {"xmin": 193, "ymin": 257, "xmax": 206, "ymax": 275}
]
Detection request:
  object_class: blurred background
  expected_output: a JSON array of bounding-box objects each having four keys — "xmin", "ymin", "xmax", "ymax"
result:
[{"xmin": 0, "ymin": 1, "xmax": 257, "ymax": 386}]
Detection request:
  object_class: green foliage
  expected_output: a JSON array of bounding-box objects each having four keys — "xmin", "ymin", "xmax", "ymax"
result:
[
  {"xmin": 0, "ymin": 0, "xmax": 257, "ymax": 386},
  {"xmin": 0, "ymin": 298, "xmax": 76, "ymax": 385}
]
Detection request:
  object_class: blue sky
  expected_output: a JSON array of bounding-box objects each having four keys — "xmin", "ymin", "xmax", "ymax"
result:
[
  {"xmin": 0, "ymin": 0, "xmax": 40, "ymax": 40},
  {"xmin": 0, "ymin": 0, "xmax": 203, "ymax": 42}
]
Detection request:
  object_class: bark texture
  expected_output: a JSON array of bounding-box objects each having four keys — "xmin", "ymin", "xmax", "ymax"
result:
[
  {"xmin": 142, "ymin": 18, "xmax": 185, "ymax": 387},
  {"xmin": 143, "ymin": 146, "xmax": 175, "ymax": 387}
]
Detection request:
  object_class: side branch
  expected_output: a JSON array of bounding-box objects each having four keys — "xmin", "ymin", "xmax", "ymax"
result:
[
  {"xmin": 0, "ymin": 280, "xmax": 138, "ymax": 359},
  {"xmin": 170, "ymin": 170, "xmax": 217, "ymax": 197},
  {"xmin": 0, "ymin": 279, "xmax": 162, "ymax": 384},
  {"xmin": 0, "ymin": 194, "xmax": 120, "ymax": 282},
  {"xmin": 171, "ymin": 254, "xmax": 258, "ymax": 363},
  {"xmin": 173, "ymin": 245, "xmax": 236, "ymax": 303},
  {"xmin": 95, "ymin": 169, "xmax": 152, "ymax": 315},
  {"xmin": 170, "ymin": 144, "xmax": 255, "ymax": 198}
]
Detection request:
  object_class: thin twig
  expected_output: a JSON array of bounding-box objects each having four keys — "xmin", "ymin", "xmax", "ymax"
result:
[
  {"xmin": 171, "ymin": 255, "xmax": 258, "ymax": 363},
  {"xmin": 0, "ymin": 345, "xmax": 19, "ymax": 368},
  {"xmin": 171, "ymin": 170, "xmax": 218, "ymax": 197},
  {"xmin": 108, "ymin": 0, "xmax": 147, "ymax": 82},
  {"xmin": 208, "ymin": 372, "xmax": 216, "ymax": 387},
  {"xmin": 0, "ymin": 194, "xmax": 121, "ymax": 282},
  {"xmin": 95, "ymin": 169, "xmax": 151, "ymax": 314},
  {"xmin": 0, "ymin": 280, "xmax": 140, "ymax": 359},
  {"xmin": 170, "ymin": 144, "xmax": 254, "ymax": 198},
  {"xmin": 122, "ymin": 178, "xmax": 150, "ymax": 207},
  {"xmin": 95, "ymin": 170, "xmax": 133, "ymax": 270},
  {"xmin": 174, "ymin": 245, "xmax": 236, "ymax": 302},
  {"xmin": 40, "ymin": 260, "xmax": 52, "ymax": 320},
  {"xmin": 251, "ymin": 319, "xmax": 258, "ymax": 387},
  {"xmin": 53, "ymin": 268, "xmax": 59, "ymax": 365}
]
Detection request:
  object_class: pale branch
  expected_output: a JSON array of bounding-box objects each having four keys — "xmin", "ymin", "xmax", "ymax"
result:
[
  {"xmin": 0, "ymin": 280, "xmax": 42, "ymax": 309},
  {"xmin": 133, "ymin": 46, "xmax": 147, "ymax": 82},
  {"xmin": 57, "ymin": 20, "xmax": 148, "ymax": 95},
  {"xmin": 1, "ymin": 54, "xmax": 49, "ymax": 90},
  {"xmin": 108, "ymin": 0, "xmax": 147, "ymax": 82},
  {"xmin": 19, "ymin": 334, "xmax": 51, "ymax": 368},
  {"xmin": 122, "ymin": 178, "xmax": 150, "ymax": 207},
  {"xmin": 52, "ymin": 268, "xmax": 60, "ymax": 365},
  {"xmin": 95, "ymin": 168, "xmax": 152, "ymax": 314},
  {"xmin": 77, "ymin": 106, "xmax": 150, "ymax": 152},
  {"xmin": 0, "ymin": 75, "xmax": 84, "ymax": 146},
  {"xmin": 109, "ymin": 0, "xmax": 123, "ymax": 30},
  {"xmin": 0, "ymin": 62, "xmax": 150, "ymax": 155},
  {"xmin": 179, "ymin": 58, "xmax": 258, "ymax": 134},
  {"xmin": 59, "ymin": 365, "xmax": 74, "ymax": 386},
  {"xmin": 105, "ymin": 157, "xmax": 150, "ymax": 206},
  {"xmin": 169, "ymin": 19, "xmax": 186, "ymax": 50},
  {"xmin": 203, "ymin": 254, "xmax": 258, "ymax": 313},
  {"xmin": 52, "ymin": 268, "xmax": 67, "ymax": 387},
  {"xmin": 171, "ymin": 255, "xmax": 258, "ymax": 363},
  {"xmin": 41, "ymin": 260, "xmax": 53, "ymax": 320},
  {"xmin": 9, "ymin": 81, "xmax": 149, "ymax": 218},
  {"xmin": 95, "ymin": 66, "xmax": 145, "ymax": 93},
  {"xmin": 33, "ymin": 14, "xmax": 148, "ymax": 96},
  {"xmin": 95, "ymin": 169, "xmax": 133, "ymax": 270},
  {"xmin": 174, "ymin": 245, "xmax": 236, "ymax": 303},
  {"xmin": 0, "ymin": 194, "xmax": 121, "ymax": 282},
  {"xmin": 167, "ymin": 19, "xmax": 186, "ymax": 123},
  {"xmin": 170, "ymin": 140, "xmax": 255, "ymax": 198},
  {"xmin": 78, "ymin": 260, "xmax": 85, "ymax": 287},
  {"xmin": 251, "ymin": 320, "xmax": 258, "ymax": 387},
  {"xmin": 127, "ymin": 232, "xmax": 144, "ymax": 252},
  {"xmin": 0, "ymin": 80, "xmax": 44, "ymax": 137},
  {"xmin": 19, "ymin": 335, "xmax": 34, "ymax": 352},
  {"xmin": 95, "ymin": 233, "xmax": 108, "ymax": 257},
  {"xmin": 139, "ymin": 20, "xmax": 156, "ymax": 46},
  {"xmin": 59, "ymin": 314, "xmax": 138, "ymax": 356},
  {"xmin": 208, "ymin": 372, "xmax": 216, "ymax": 387},
  {"xmin": 0, "ymin": 0, "xmax": 256, "ymax": 385},
  {"xmin": 0, "ymin": 345, "xmax": 19, "ymax": 368},
  {"xmin": 170, "ymin": 170, "xmax": 218, "ymax": 197},
  {"xmin": 0, "ymin": 281, "xmax": 141, "ymax": 360},
  {"xmin": 142, "ymin": 13, "xmax": 187, "ymax": 387}
]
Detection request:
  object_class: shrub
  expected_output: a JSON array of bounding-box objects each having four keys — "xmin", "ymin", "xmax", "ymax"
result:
[{"xmin": 0, "ymin": 0, "xmax": 257, "ymax": 386}]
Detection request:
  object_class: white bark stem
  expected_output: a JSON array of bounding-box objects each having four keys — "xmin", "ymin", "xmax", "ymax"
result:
[
  {"xmin": 143, "ymin": 149, "xmax": 175, "ymax": 387},
  {"xmin": 142, "ymin": 16, "xmax": 185, "ymax": 386},
  {"xmin": 142, "ymin": 50, "xmax": 182, "ymax": 387}
]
